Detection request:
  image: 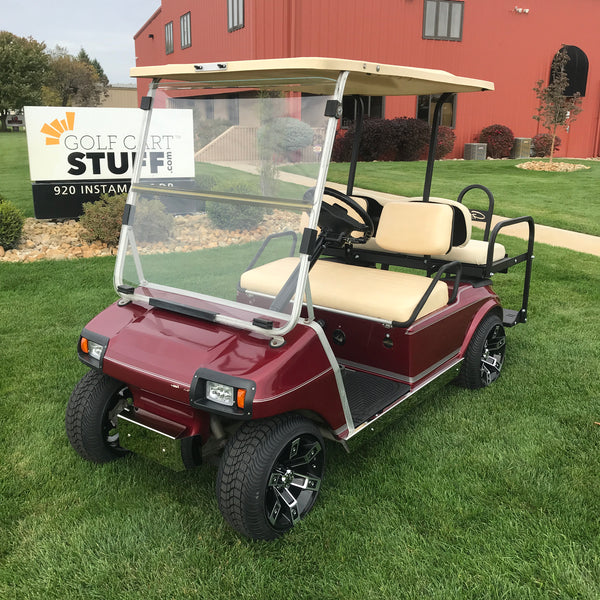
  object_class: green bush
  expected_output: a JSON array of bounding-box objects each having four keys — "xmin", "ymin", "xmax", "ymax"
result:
[
  {"xmin": 532, "ymin": 133, "xmax": 561, "ymax": 157},
  {"xmin": 331, "ymin": 117, "xmax": 431, "ymax": 162},
  {"xmin": 80, "ymin": 193, "xmax": 175, "ymax": 246},
  {"xmin": 258, "ymin": 117, "xmax": 314, "ymax": 161},
  {"xmin": 206, "ymin": 184, "xmax": 265, "ymax": 230},
  {"xmin": 479, "ymin": 124, "xmax": 515, "ymax": 158},
  {"xmin": 434, "ymin": 125, "xmax": 456, "ymax": 159},
  {"xmin": 134, "ymin": 198, "xmax": 175, "ymax": 243},
  {"xmin": 0, "ymin": 195, "xmax": 25, "ymax": 249},
  {"xmin": 79, "ymin": 193, "xmax": 126, "ymax": 246}
]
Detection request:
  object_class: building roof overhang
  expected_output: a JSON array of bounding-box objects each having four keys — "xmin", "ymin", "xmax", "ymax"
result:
[{"xmin": 130, "ymin": 57, "xmax": 494, "ymax": 96}]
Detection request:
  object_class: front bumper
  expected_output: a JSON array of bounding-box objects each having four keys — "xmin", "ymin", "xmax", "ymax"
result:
[{"xmin": 117, "ymin": 406, "xmax": 198, "ymax": 471}]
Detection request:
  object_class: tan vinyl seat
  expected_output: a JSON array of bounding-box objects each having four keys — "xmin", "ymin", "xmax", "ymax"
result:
[
  {"xmin": 241, "ymin": 202, "xmax": 455, "ymax": 323},
  {"xmin": 366, "ymin": 197, "xmax": 505, "ymax": 265},
  {"xmin": 240, "ymin": 257, "xmax": 449, "ymax": 323}
]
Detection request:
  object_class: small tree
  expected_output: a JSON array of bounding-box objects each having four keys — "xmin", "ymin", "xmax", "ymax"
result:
[
  {"xmin": 533, "ymin": 46, "xmax": 582, "ymax": 163},
  {"xmin": 44, "ymin": 46, "xmax": 108, "ymax": 107}
]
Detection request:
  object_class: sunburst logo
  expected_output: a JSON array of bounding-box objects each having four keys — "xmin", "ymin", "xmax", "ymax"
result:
[{"xmin": 40, "ymin": 111, "xmax": 76, "ymax": 145}]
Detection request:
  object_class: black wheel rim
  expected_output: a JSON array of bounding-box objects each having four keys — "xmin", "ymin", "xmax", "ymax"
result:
[
  {"xmin": 104, "ymin": 387, "xmax": 131, "ymax": 449},
  {"xmin": 480, "ymin": 323, "xmax": 506, "ymax": 386},
  {"xmin": 265, "ymin": 433, "xmax": 324, "ymax": 532}
]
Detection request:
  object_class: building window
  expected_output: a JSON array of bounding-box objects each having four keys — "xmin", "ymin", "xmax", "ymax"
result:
[
  {"xmin": 417, "ymin": 94, "xmax": 456, "ymax": 127},
  {"xmin": 165, "ymin": 21, "xmax": 174, "ymax": 54},
  {"xmin": 228, "ymin": 0, "xmax": 244, "ymax": 32},
  {"xmin": 553, "ymin": 46, "xmax": 589, "ymax": 97},
  {"xmin": 180, "ymin": 12, "xmax": 191, "ymax": 49},
  {"xmin": 423, "ymin": 0, "xmax": 463, "ymax": 41},
  {"xmin": 341, "ymin": 96, "xmax": 384, "ymax": 128}
]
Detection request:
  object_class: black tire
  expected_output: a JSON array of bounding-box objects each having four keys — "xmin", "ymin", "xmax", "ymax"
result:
[
  {"xmin": 457, "ymin": 312, "xmax": 506, "ymax": 389},
  {"xmin": 216, "ymin": 414, "xmax": 325, "ymax": 540},
  {"xmin": 65, "ymin": 370, "xmax": 131, "ymax": 463}
]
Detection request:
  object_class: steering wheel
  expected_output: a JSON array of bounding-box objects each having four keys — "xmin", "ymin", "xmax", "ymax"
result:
[{"xmin": 311, "ymin": 187, "xmax": 375, "ymax": 244}]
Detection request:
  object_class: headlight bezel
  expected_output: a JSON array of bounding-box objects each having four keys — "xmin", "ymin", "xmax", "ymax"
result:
[
  {"xmin": 78, "ymin": 328, "xmax": 109, "ymax": 369},
  {"xmin": 190, "ymin": 368, "xmax": 255, "ymax": 419}
]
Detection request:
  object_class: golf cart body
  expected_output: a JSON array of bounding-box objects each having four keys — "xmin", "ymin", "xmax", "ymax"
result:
[{"xmin": 67, "ymin": 58, "xmax": 534, "ymax": 539}]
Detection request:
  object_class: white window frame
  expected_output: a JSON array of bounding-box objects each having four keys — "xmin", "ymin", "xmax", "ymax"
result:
[
  {"xmin": 165, "ymin": 21, "xmax": 174, "ymax": 54},
  {"xmin": 180, "ymin": 12, "xmax": 191, "ymax": 49},
  {"xmin": 423, "ymin": 0, "xmax": 464, "ymax": 41},
  {"xmin": 227, "ymin": 0, "xmax": 244, "ymax": 32}
]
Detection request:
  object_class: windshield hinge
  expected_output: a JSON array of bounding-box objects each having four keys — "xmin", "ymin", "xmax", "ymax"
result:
[
  {"xmin": 300, "ymin": 227, "xmax": 318, "ymax": 256},
  {"xmin": 324, "ymin": 100, "xmax": 343, "ymax": 119},
  {"xmin": 140, "ymin": 96, "xmax": 153, "ymax": 110}
]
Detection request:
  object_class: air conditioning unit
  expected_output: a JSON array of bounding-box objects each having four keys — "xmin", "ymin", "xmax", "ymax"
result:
[
  {"xmin": 464, "ymin": 143, "xmax": 487, "ymax": 160},
  {"xmin": 511, "ymin": 137, "xmax": 532, "ymax": 159}
]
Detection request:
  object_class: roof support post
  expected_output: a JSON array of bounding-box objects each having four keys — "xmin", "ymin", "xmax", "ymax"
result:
[
  {"xmin": 422, "ymin": 92, "xmax": 453, "ymax": 202},
  {"xmin": 346, "ymin": 96, "xmax": 365, "ymax": 196}
]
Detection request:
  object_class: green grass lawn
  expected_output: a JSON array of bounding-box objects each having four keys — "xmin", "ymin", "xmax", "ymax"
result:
[
  {"xmin": 1, "ymin": 236, "xmax": 599, "ymax": 599},
  {"xmin": 289, "ymin": 158, "xmax": 600, "ymax": 237},
  {"xmin": 0, "ymin": 132, "xmax": 33, "ymax": 217},
  {"xmin": 2, "ymin": 129, "xmax": 600, "ymax": 598}
]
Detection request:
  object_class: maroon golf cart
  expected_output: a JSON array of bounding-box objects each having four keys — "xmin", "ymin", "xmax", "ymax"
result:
[{"xmin": 66, "ymin": 58, "xmax": 534, "ymax": 540}]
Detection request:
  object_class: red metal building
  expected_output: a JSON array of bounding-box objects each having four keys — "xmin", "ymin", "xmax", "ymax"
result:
[{"xmin": 134, "ymin": 0, "xmax": 599, "ymax": 158}]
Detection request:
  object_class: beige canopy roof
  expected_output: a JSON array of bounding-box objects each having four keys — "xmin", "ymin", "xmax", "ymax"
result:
[{"xmin": 130, "ymin": 57, "xmax": 494, "ymax": 96}]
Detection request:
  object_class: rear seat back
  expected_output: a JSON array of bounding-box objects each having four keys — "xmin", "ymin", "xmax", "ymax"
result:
[{"xmin": 376, "ymin": 201, "xmax": 456, "ymax": 255}]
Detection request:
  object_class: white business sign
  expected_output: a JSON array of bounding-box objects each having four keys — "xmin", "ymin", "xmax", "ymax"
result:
[{"xmin": 24, "ymin": 106, "xmax": 194, "ymax": 181}]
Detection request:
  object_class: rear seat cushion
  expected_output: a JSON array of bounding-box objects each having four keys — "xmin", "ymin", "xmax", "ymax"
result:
[
  {"xmin": 240, "ymin": 257, "xmax": 449, "ymax": 323},
  {"xmin": 433, "ymin": 239, "xmax": 506, "ymax": 263}
]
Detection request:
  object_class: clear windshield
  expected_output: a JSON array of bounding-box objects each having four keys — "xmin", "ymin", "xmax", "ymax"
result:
[{"xmin": 119, "ymin": 81, "xmax": 336, "ymax": 330}]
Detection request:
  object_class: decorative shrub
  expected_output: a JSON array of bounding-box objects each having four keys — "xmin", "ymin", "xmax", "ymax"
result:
[
  {"xmin": 331, "ymin": 128, "xmax": 352, "ymax": 162},
  {"xmin": 434, "ymin": 126, "xmax": 456, "ymax": 159},
  {"xmin": 80, "ymin": 193, "xmax": 126, "ymax": 246},
  {"xmin": 532, "ymin": 133, "xmax": 561, "ymax": 157},
  {"xmin": 478, "ymin": 124, "xmax": 515, "ymax": 158},
  {"xmin": 206, "ymin": 184, "xmax": 265, "ymax": 230},
  {"xmin": 331, "ymin": 117, "xmax": 431, "ymax": 162},
  {"xmin": 357, "ymin": 119, "xmax": 396, "ymax": 161},
  {"xmin": 258, "ymin": 117, "xmax": 314, "ymax": 161},
  {"xmin": 0, "ymin": 195, "xmax": 24, "ymax": 249},
  {"xmin": 134, "ymin": 198, "xmax": 175, "ymax": 243},
  {"xmin": 390, "ymin": 117, "xmax": 431, "ymax": 161}
]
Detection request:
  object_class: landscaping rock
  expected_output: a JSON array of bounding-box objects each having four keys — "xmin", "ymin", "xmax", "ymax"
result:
[
  {"xmin": 516, "ymin": 161, "xmax": 590, "ymax": 172},
  {"xmin": 0, "ymin": 210, "xmax": 301, "ymax": 263}
]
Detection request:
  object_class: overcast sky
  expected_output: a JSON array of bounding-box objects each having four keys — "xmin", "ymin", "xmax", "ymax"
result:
[{"xmin": 2, "ymin": 0, "xmax": 161, "ymax": 84}]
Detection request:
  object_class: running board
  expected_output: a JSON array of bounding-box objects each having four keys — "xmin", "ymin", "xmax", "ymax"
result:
[{"xmin": 342, "ymin": 369, "xmax": 410, "ymax": 426}]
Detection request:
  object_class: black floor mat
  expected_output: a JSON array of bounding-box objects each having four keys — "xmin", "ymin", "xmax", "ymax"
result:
[{"xmin": 342, "ymin": 369, "xmax": 410, "ymax": 426}]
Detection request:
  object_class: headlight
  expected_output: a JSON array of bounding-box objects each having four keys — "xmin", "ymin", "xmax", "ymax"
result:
[
  {"xmin": 78, "ymin": 329, "xmax": 110, "ymax": 369},
  {"xmin": 206, "ymin": 381, "xmax": 235, "ymax": 406},
  {"xmin": 81, "ymin": 338, "xmax": 104, "ymax": 360}
]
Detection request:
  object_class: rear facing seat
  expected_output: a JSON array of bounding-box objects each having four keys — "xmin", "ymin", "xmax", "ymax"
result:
[
  {"xmin": 240, "ymin": 202, "xmax": 456, "ymax": 324},
  {"xmin": 359, "ymin": 195, "xmax": 505, "ymax": 265}
]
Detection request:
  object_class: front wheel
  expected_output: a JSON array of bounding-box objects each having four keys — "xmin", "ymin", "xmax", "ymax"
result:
[
  {"xmin": 457, "ymin": 313, "xmax": 506, "ymax": 389},
  {"xmin": 65, "ymin": 370, "xmax": 131, "ymax": 463},
  {"xmin": 216, "ymin": 414, "xmax": 325, "ymax": 540}
]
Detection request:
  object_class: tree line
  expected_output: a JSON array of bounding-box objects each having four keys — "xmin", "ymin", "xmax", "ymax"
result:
[{"xmin": 0, "ymin": 31, "xmax": 110, "ymax": 131}]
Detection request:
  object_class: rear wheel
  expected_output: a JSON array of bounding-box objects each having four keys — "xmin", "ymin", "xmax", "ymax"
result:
[
  {"xmin": 216, "ymin": 414, "xmax": 325, "ymax": 540},
  {"xmin": 457, "ymin": 313, "xmax": 506, "ymax": 389},
  {"xmin": 65, "ymin": 370, "xmax": 131, "ymax": 463}
]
